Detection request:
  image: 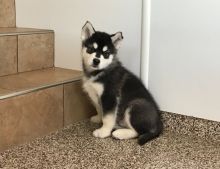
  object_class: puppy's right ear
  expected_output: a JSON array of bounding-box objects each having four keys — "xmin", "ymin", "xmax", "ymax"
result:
[
  {"xmin": 81, "ymin": 21, "xmax": 95, "ymax": 41},
  {"xmin": 111, "ymin": 32, "xmax": 123, "ymax": 50}
]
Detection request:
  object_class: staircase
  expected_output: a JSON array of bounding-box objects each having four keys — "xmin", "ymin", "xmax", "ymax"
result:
[
  {"xmin": 0, "ymin": 0, "xmax": 93, "ymax": 151},
  {"xmin": 0, "ymin": 1, "xmax": 220, "ymax": 168}
]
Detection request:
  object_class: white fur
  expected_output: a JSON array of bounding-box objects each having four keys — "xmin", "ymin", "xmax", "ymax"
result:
[
  {"xmin": 82, "ymin": 47, "xmax": 114, "ymax": 71},
  {"xmin": 83, "ymin": 76, "xmax": 104, "ymax": 106},
  {"xmin": 124, "ymin": 108, "xmax": 133, "ymax": 129},
  {"xmin": 93, "ymin": 43, "xmax": 98, "ymax": 49},
  {"xmin": 112, "ymin": 108, "xmax": 138, "ymax": 139},
  {"xmin": 83, "ymin": 76, "xmax": 104, "ymax": 123},
  {"xmin": 102, "ymin": 46, "xmax": 108, "ymax": 52},
  {"xmin": 112, "ymin": 129, "xmax": 138, "ymax": 140},
  {"xmin": 82, "ymin": 48, "xmax": 96, "ymax": 72},
  {"xmin": 93, "ymin": 113, "xmax": 115, "ymax": 138},
  {"xmin": 90, "ymin": 95, "xmax": 103, "ymax": 123},
  {"xmin": 98, "ymin": 54, "xmax": 113, "ymax": 69}
]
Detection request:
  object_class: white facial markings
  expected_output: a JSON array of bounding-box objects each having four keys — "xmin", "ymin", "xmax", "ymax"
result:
[
  {"xmin": 82, "ymin": 46, "xmax": 114, "ymax": 71},
  {"xmin": 102, "ymin": 46, "xmax": 108, "ymax": 52},
  {"xmin": 98, "ymin": 54, "xmax": 113, "ymax": 69},
  {"xmin": 82, "ymin": 47, "xmax": 97, "ymax": 71},
  {"xmin": 93, "ymin": 42, "xmax": 98, "ymax": 49}
]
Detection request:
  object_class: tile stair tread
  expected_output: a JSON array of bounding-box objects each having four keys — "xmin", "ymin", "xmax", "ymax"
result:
[
  {"xmin": 0, "ymin": 67, "xmax": 82, "ymax": 99},
  {"xmin": 0, "ymin": 27, "xmax": 53, "ymax": 36}
]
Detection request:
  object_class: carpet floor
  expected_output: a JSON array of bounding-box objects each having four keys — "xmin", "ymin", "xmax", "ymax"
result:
[{"xmin": 0, "ymin": 120, "xmax": 219, "ymax": 169}]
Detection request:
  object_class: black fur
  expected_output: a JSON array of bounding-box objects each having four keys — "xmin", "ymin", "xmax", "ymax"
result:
[
  {"xmin": 95, "ymin": 62, "xmax": 162, "ymax": 145},
  {"xmin": 83, "ymin": 32, "xmax": 117, "ymax": 55},
  {"xmin": 82, "ymin": 26, "xmax": 163, "ymax": 145}
]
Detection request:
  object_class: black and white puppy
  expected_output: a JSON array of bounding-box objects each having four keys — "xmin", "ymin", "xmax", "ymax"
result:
[{"xmin": 81, "ymin": 21, "xmax": 162, "ymax": 145}]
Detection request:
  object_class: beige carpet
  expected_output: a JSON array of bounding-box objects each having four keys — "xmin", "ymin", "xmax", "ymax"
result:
[{"xmin": 0, "ymin": 120, "xmax": 219, "ymax": 169}]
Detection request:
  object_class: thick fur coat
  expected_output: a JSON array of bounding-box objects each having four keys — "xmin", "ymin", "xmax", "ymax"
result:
[{"xmin": 81, "ymin": 21, "xmax": 162, "ymax": 145}]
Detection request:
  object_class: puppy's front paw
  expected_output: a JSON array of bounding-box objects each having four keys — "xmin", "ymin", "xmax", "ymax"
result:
[
  {"xmin": 93, "ymin": 128, "xmax": 111, "ymax": 138},
  {"xmin": 90, "ymin": 115, "xmax": 102, "ymax": 123}
]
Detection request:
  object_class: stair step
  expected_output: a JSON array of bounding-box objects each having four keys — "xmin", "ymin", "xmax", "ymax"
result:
[
  {"xmin": 0, "ymin": 27, "xmax": 53, "ymax": 36},
  {"xmin": 0, "ymin": 68, "xmax": 94, "ymax": 151},
  {"xmin": 0, "ymin": 28, "xmax": 54, "ymax": 76},
  {"xmin": 0, "ymin": 0, "xmax": 16, "ymax": 27},
  {"xmin": 0, "ymin": 67, "xmax": 82, "ymax": 100}
]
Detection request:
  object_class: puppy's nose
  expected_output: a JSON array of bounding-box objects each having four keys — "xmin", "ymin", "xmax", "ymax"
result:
[{"xmin": 93, "ymin": 58, "xmax": 100, "ymax": 66}]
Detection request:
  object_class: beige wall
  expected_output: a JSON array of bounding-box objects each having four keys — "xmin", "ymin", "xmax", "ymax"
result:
[{"xmin": 16, "ymin": 0, "xmax": 142, "ymax": 76}]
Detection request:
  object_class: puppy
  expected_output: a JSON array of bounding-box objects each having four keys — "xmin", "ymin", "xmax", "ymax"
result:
[{"xmin": 81, "ymin": 21, "xmax": 162, "ymax": 145}]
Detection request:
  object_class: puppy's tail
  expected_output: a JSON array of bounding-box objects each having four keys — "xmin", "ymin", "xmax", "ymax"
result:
[
  {"xmin": 137, "ymin": 133, "xmax": 158, "ymax": 145},
  {"xmin": 138, "ymin": 126, "xmax": 162, "ymax": 145}
]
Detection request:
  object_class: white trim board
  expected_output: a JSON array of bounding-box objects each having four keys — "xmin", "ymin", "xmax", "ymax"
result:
[{"xmin": 140, "ymin": 0, "xmax": 151, "ymax": 88}]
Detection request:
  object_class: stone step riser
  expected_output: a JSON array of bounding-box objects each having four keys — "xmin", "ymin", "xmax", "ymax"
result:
[
  {"xmin": 0, "ymin": 81, "xmax": 94, "ymax": 152},
  {"xmin": 0, "ymin": 33, "xmax": 54, "ymax": 76}
]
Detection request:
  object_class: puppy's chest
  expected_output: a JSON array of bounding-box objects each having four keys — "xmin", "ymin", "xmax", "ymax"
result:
[{"xmin": 83, "ymin": 77, "xmax": 104, "ymax": 103}]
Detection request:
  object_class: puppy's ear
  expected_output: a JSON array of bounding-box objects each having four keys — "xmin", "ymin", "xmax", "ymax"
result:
[
  {"xmin": 111, "ymin": 32, "xmax": 123, "ymax": 49},
  {"xmin": 81, "ymin": 21, "xmax": 95, "ymax": 41}
]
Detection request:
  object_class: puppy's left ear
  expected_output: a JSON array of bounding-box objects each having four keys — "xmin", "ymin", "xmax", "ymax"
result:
[
  {"xmin": 81, "ymin": 21, "xmax": 95, "ymax": 41},
  {"xmin": 111, "ymin": 32, "xmax": 123, "ymax": 49}
]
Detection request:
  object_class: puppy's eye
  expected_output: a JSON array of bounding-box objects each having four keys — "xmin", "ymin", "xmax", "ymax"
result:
[
  {"xmin": 86, "ymin": 46, "xmax": 95, "ymax": 54},
  {"xmin": 103, "ymin": 52, "xmax": 110, "ymax": 59}
]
